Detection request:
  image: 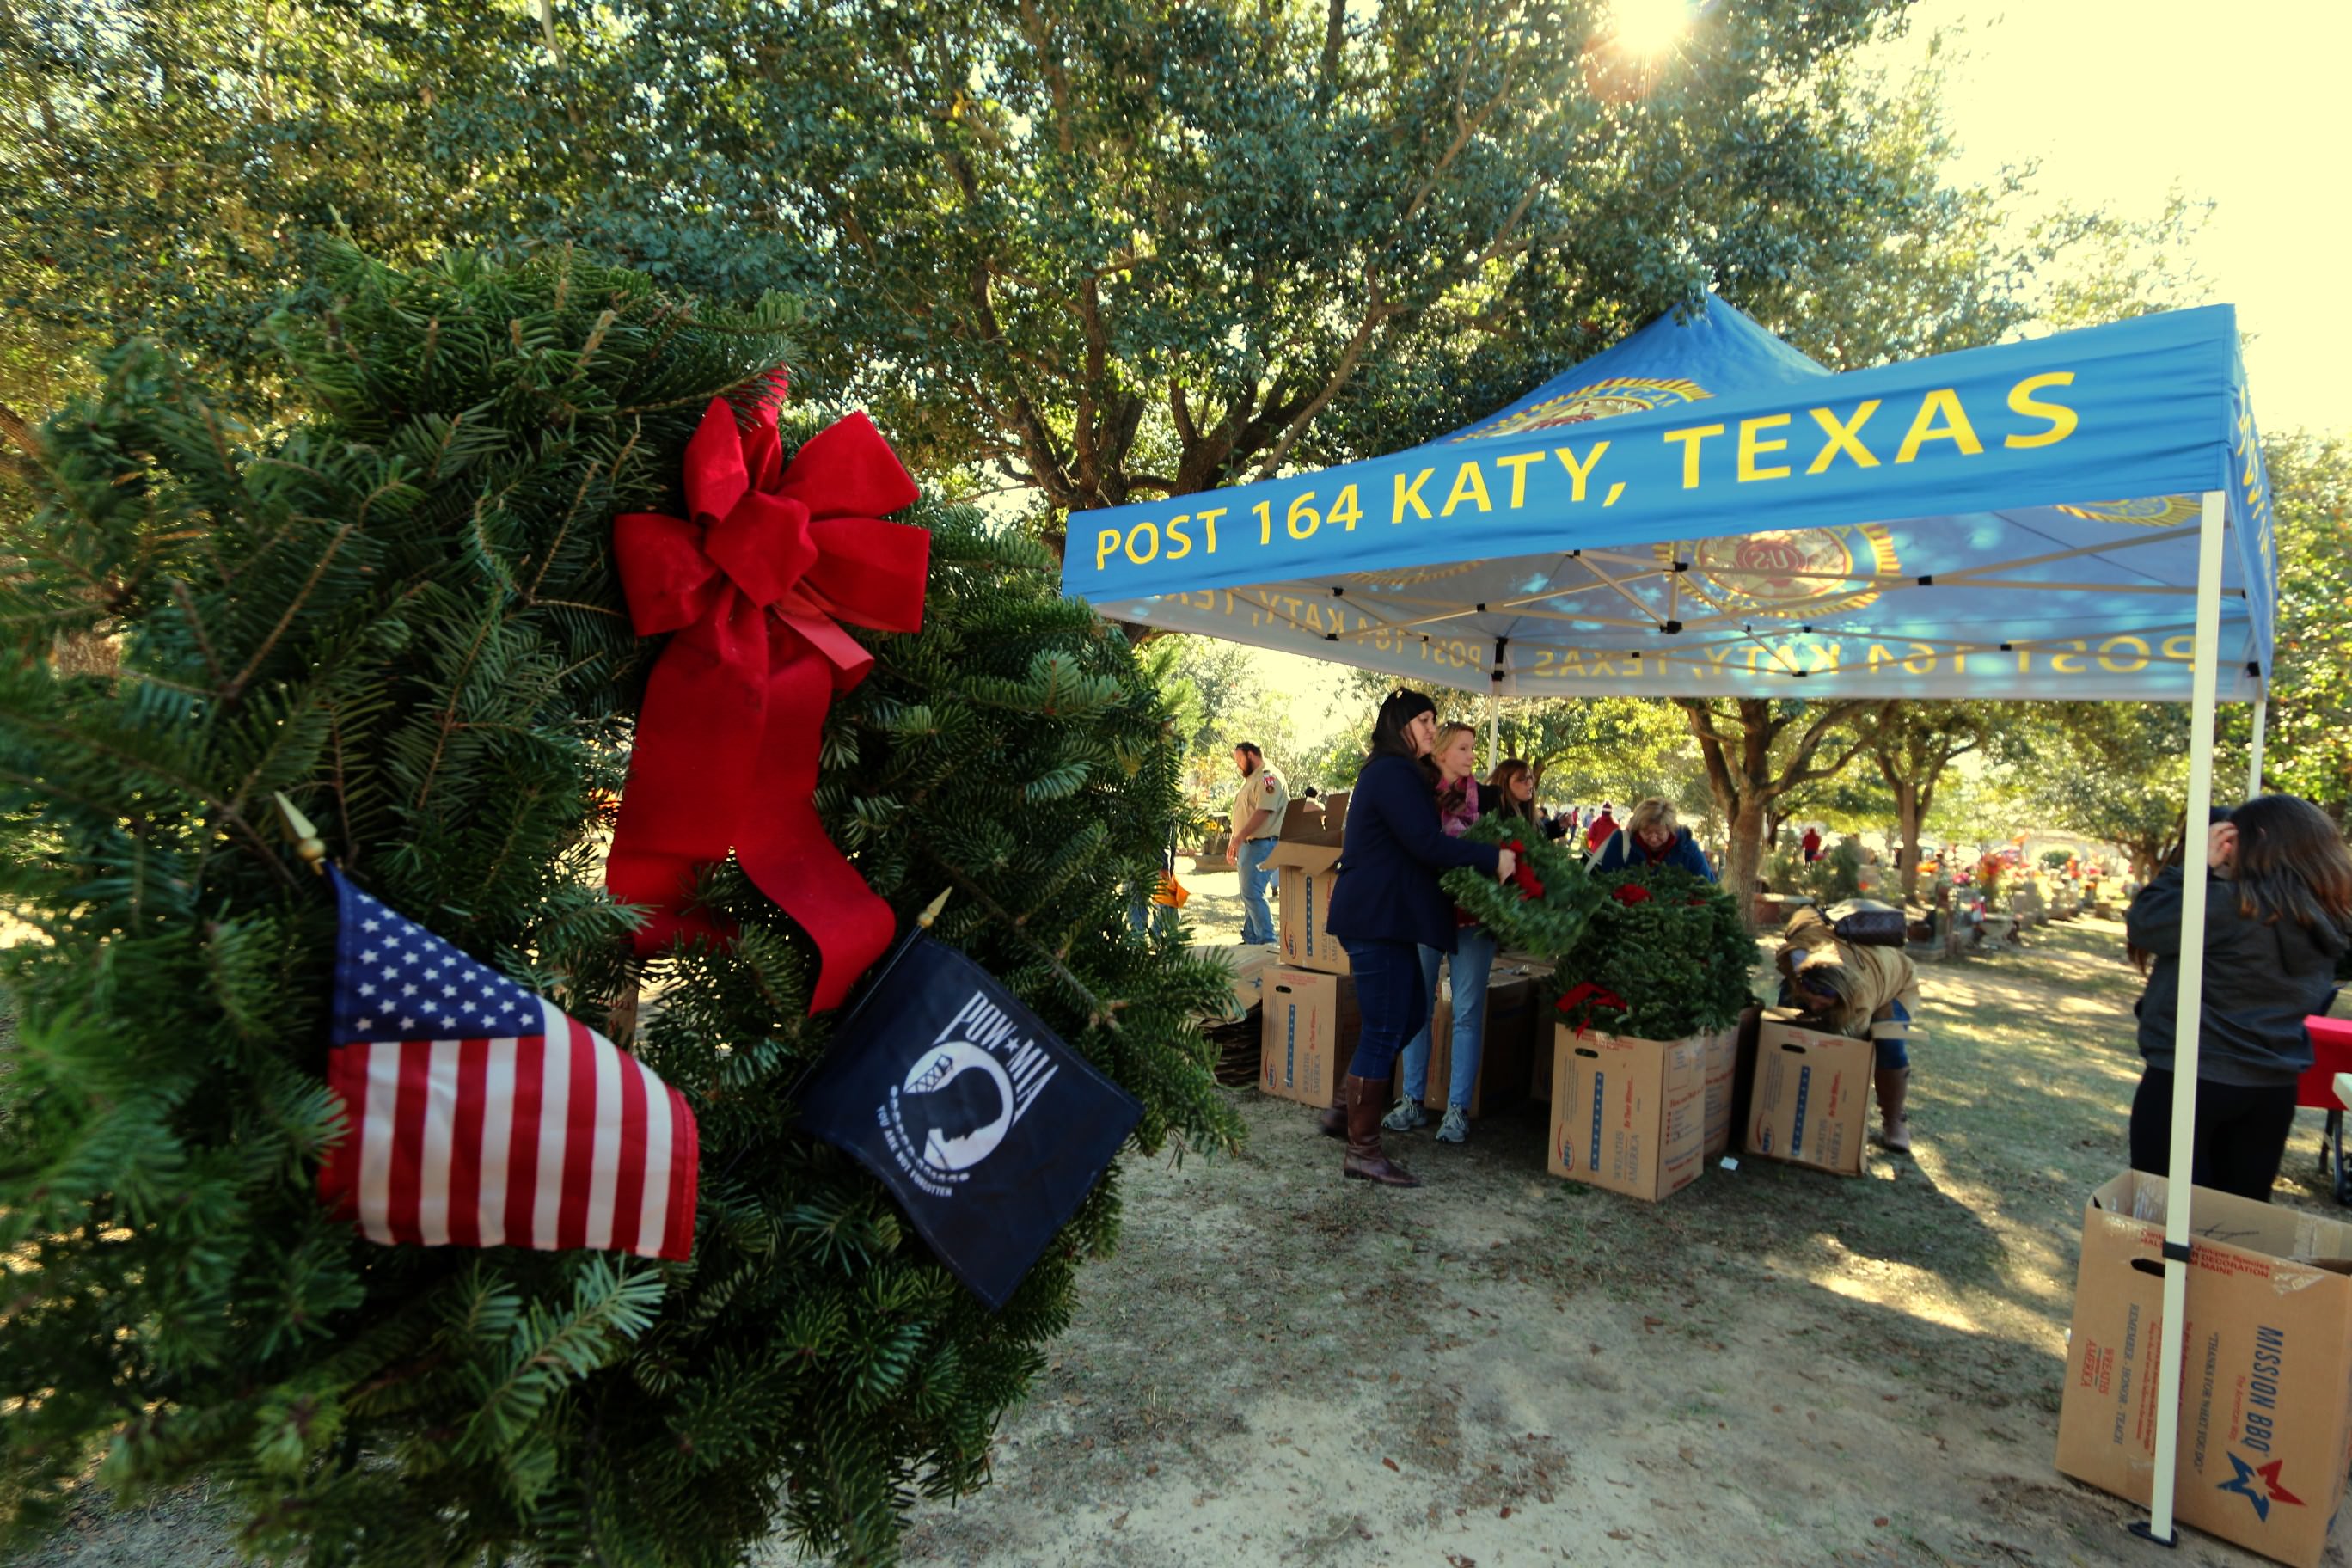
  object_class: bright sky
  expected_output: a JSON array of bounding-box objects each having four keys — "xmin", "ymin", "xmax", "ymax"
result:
[{"xmin": 1898, "ymin": 0, "xmax": 2352, "ymax": 438}]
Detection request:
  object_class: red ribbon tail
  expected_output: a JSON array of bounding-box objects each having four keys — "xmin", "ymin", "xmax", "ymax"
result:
[
  {"xmin": 737, "ymin": 649, "xmax": 895, "ymax": 1014},
  {"xmin": 607, "ymin": 846, "xmax": 735, "ymax": 956},
  {"xmin": 605, "ymin": 607, "xmax": 769, "ymax": 954}
]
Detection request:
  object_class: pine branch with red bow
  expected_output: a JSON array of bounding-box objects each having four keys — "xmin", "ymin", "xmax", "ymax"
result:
[{"xmin": 1439, "ymin": 818, "xmax": 1605, "ymax": 959}]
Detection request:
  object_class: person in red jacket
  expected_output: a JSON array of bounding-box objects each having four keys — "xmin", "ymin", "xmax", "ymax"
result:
[
  {"xmin": 1583, "ymin": 801, "xmax": 1616, "ymax": 854},
  {"xmin": 1802, "ymin": 825, "xmax": 1822, "ymax": 864}
]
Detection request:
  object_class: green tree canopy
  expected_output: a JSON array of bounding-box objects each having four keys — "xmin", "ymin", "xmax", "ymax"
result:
[
  {"xmin": 2255, "ymin": 432, "xmax": 2352, "ymax": 816},
  {"xmin": 8, "ymin": 0, "xmax": 2089, "ymax": 532},
  {"xmin": 2012, "ymin": 702, "xmax": 2193, "ymax": 876}
]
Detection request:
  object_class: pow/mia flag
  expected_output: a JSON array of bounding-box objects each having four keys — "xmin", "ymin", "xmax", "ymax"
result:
[{"xmin": 795, "ymin": 934, "xmax": 1142, "ymax": 1310}]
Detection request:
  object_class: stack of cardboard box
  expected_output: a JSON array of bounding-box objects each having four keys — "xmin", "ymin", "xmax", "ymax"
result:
[
  {"xmin": 1260, "ymin": 793, "xmax": 1357, "ymax": 1106},
  {"xmin": 1255, "ymin": 795, "xmax": 1547, "ymax": 1117}
]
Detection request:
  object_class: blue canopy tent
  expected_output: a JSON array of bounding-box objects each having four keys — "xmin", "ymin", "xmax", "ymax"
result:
[{"xmin": 1061, "ymin": 297, "xmax": 2278, "ymax": 1550}]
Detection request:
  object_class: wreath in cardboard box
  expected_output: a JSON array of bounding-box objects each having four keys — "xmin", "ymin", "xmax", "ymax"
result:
[{"xmin": 1552, "ymin": 868, "xmax": 1757, "ymax": 1043}]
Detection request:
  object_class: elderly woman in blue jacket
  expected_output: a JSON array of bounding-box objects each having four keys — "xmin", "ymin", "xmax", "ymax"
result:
[
  {"xmin": 1589, "ymin": 797, "xmax": 1717, "ymax": 881},
  {"xmin": 1324, "ymin": 690, "xmax": 1513, "ymax": 1187}
]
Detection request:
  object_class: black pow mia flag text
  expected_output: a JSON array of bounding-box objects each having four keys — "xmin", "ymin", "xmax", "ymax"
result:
[{"xmin": 795, "ymin": 934, "xmax": 1142, "ymax": 1310}]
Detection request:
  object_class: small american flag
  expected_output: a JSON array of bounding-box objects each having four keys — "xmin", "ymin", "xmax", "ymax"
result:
[{"xmin": 317, "ymin": 868, "xmax": 697, "ymax": 1261}]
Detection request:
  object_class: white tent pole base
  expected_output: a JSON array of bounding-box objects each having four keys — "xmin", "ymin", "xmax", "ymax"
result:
[{"xmin": 2141, "ymin": 489, "xmax": 2228, "ymax": 1548}]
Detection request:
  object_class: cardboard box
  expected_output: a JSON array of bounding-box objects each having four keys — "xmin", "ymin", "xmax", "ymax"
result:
[
  {"xmin": 1547, "ymin": 1024, "xmax": 1706, "ymax": 1201},
  {"xmin": 1742, "ymin": 1011, "xmax": 1871, "ymax": 1175},
  {"xmin": 1421, "ymin": 971, "xmax": 1540, "ymax": 1116},
  {"xmin": 2055, "ymin": 1171, "xmax": 2352, "ymax": 1568},
  {"xmin": 1269, "ymin": 792, "xmax": 1351, "ymax": 976},
  {"xmin": 1259, "ymin": 967, "xmax": 1360, "ymax": 1106},
  {"xmin": 1190, "ymin": 942, "xmax": 1277, "ymax": 1022},
  {"xmin": 1701, "ymin": 1012, "xmax": 1752, "ymax": 1160},
  {"xmin": 1188, "ymin": 942, "xmax": 1274, "ymax": 1022}
]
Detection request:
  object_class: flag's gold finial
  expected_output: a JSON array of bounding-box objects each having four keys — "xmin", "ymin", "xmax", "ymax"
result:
[
  {"xmin": 272, "ymin": 791, "xmax": 328, "ymax": 874},
  {"xmin": 916, "ymin": 889, "xmax": 952, "ymax": 929}
]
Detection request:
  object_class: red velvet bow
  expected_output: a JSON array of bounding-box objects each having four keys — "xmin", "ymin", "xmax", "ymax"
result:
[
  {"xmin": 1612, "ymin": 883, "xmax": 1651, "ymax": 905},
  {"xmin": 604, "ymin": 395, "xmax": 928, "ymax": 1013},
  {"xmin": 1555, "ymin": 982, "xmax": 1628, "ymax": 1037},
  {"xmin": 1504, "ymin": 838, "xmax": 1545, "ymax": 900}
]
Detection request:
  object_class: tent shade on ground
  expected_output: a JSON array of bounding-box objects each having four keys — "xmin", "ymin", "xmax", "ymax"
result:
[
  {"xmin": 1063, "ymin": 300, "xmax": 2272, "ymax": 702},
  {"xmin": 1061, "ymin": 295, "xmax": 2276, "ymax": 1552}
]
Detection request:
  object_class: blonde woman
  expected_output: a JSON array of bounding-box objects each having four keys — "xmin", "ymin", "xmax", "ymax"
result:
[
  {"xmin": 1385, "ymin": 722, "xmax": 1500, "ymax": 1145},
  {"xmin": 1589, "ymin": 797, "xmax": 1716, "ymax": 881}
]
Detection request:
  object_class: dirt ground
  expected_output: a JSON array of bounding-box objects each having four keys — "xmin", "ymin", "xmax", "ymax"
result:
[
  {"xmin": 20, "ymin": 873, "xmax": 2345, "ymax": 1566},
  {"xmin": 882, "ymin": 871, "xmax": 2337, "ymax": 1568}
]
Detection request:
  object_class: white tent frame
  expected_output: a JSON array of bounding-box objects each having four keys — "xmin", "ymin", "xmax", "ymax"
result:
[{"xmin": 2133, "ymin": 487, "xmax": 2266, "ymax": 1548}]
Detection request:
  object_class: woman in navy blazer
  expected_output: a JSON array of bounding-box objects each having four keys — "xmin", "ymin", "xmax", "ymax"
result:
[{"xmin": 1324, "ymin": 690, "xmax": 1511, "ymax": 1186}]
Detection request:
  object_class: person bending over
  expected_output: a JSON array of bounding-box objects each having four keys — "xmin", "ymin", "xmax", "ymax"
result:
[{"xmin": 1777, "ymin": 903, "xmax": 1921, "ymax": 1153}]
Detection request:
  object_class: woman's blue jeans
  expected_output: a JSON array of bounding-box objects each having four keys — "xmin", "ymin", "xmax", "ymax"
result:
[
  {"xmin": 1340, "ymin": 936, "xmax": 1429, "ymax": 1082},
  {"xmin": 1397, "ymin": 927, "xmax": 1498, "ymax": 1110}
]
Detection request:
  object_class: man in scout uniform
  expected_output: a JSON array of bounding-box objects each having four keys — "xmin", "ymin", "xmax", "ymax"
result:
[{"xmin": 1225, "ymin": 742, "xmax": 1288, "ymax": 946}]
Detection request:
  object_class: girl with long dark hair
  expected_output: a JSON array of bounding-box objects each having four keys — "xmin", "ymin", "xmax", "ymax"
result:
[
  {"xmin": 1323, "ymin": 692, "xmax": 1514, "ymax": 1185},
  {"xmin": 2127, "ymin": 794, "xmax": 2352, "ymax": 1200},
  {"xmin": 1487, "ymin": 758, "xmax": 1539, "ymax": 827}
]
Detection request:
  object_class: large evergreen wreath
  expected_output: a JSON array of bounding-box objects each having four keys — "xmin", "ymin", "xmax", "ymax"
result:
[{"xmin": 0, "ymin": 245, "xmax": 1234, "ymax": 1565}]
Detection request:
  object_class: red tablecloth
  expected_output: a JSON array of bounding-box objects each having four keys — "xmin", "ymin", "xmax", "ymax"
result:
[{"xmin": 2294, "ymin": 1014, "xmax": 2352, "ymax": 1111}]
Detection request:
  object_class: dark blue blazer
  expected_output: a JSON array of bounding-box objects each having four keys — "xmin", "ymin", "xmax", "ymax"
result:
[
  {"xmin": 1326, "ymin": 753, "xmax": 1502, "ymax": 954},
  {"xmin": 1589, "ymin": 824, "xmax": 1717, "ymax": 881}
]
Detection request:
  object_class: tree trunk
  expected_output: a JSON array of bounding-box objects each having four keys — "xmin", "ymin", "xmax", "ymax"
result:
[
  {"xmin": 1726, "ymin": 799, "xmax": 1769, "ymax": 916},
  {"xmin": 1892, "ymin": 780, "xmax": 1921, "ymax": 903},
  {"xmin": 1677, "ymin": 695, "xmax": 1882, "ymax": 933}
]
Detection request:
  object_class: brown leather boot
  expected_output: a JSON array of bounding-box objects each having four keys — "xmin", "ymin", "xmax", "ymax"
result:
[
  {"xmin": 1316, "ymin": 1081, "xmax": 1346, "ymax": 1139},
  {"xmin": 1343, "ymin": 1074, "xmax": 1423, "ymax": 1186}
]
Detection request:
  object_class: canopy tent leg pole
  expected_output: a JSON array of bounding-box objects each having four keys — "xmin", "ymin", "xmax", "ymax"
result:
[
  {"xmin": 2136, "ymin": 489, "xmax": 2228, "ymax": 1551},
  {"xmin": 2246, "ymin": 692, "xmax": 2268, "ymax": 799},
  {"xmin": 1487, "ymin": 690, "xmax": 1501, "ymax": 767}
]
